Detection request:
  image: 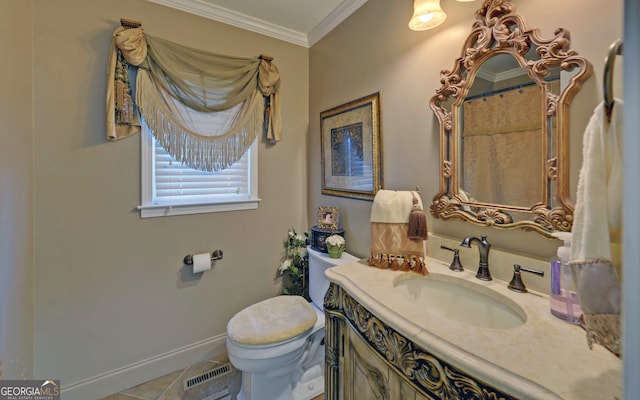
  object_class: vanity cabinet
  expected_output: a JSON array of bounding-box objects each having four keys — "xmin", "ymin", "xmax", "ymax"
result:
[
  {"xmin": 324, "ymin": 282, "xmax": 516, "ymax": 400},
  {"xmin": 324, "ymin": 258, "xmax": 621, "ymax": 400}
]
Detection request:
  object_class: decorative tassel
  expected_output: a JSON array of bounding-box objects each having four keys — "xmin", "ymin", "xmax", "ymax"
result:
[
  {"xmin": 416, "ymin": 258, "xmax": 429, "ymax": 275},
  {"xmin": 115, "ymin": 80, "xmax": 130, "ymax": 123},
  {"xmin": 114, "ymin": 49, "xmax": 138, "ymax": 125},
  {"xmin": 390, "ymin": 255, "xmax": 400, "ymax": 271},
  {"xmin": 368, "ymin": 253, "xmax": 380, "ymax": 268},
  {"xmin": 369, "ymin": 253, "xmax": 382, "ymax": 269},
  {"xmin": 408, "ymin": 192, "xmax": 428, "ymax": 241},
  {"xmin": 401, "ymin": 257, "xmax": 411, "ymax": 272},
  {"xmin": 379, "ymin": 254, "xmax": 389, "ymax": 269},
  {"xmin": 367, "ymin": 253, "xmax": 377, "ymax": 267}
]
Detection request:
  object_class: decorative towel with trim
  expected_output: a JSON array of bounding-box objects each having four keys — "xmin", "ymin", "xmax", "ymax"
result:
[
  {"xmin": 368, "ymin": 190, "xmax": 428, "ymax": 275},
  {"xmin": 570, "ymin": 99, "xmax": 623, "ymax": 357}
]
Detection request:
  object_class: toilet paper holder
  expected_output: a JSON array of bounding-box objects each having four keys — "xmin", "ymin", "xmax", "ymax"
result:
[{"xmin": 183, "ymin": 249, "xmax": 224, "ymax": 265}]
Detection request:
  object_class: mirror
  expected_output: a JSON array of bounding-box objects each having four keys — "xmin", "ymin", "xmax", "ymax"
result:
[{"xmin": 429, "ymin": 0, "xmax": 592, "ymax": 238}]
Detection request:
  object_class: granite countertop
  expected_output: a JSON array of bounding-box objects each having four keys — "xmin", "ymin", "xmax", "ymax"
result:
[{"xmin": 325, "ymin": 258, "xmax": 622, "ymax": 400}]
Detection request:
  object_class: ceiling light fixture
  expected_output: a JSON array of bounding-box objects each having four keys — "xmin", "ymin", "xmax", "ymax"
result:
[{"xmin": 409, "ymin": 0, "xmax": 447, "ymax": 31}]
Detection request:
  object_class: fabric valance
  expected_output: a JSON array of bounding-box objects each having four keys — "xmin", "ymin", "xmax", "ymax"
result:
[{"xmin": 106, "ymin": 25, "xmax": 281, "ymax": 171}]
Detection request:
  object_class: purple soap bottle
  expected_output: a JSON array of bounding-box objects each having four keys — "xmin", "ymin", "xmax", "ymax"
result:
[{"xmin": 550, "ymin": 232, "xmax": 582, "ymax": 324}]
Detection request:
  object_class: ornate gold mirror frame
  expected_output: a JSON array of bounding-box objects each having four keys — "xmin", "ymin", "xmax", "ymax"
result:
[{"xmin": 429, "ymin": 0, "xmax": 593, "ymax": 238}]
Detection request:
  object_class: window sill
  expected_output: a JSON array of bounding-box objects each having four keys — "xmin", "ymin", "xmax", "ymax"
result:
[{"xmin": 138, "ymin": 199, "xmax": 261, "ymax": 218}]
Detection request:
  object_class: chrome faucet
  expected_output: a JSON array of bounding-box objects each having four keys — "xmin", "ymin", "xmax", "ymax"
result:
[{"xmin": 460, "ymin": 234, "xmax": 492, "ymax": 281}]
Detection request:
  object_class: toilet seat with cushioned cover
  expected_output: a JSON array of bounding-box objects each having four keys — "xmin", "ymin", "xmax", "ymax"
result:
[{"xmin": 227, "ymin": 295, "xmax": 318, "ymax": 345}]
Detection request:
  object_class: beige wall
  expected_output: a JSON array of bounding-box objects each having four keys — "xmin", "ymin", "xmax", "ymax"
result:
[
  {"xmin": 0, "ymin": 0, "xmax": 34, "ymax": 380},
  {"xmin": 309, "ymin": 0, "xmax": 622, "ymax": 261},
  {"xmin": 27, "ymin": 0, "xmax": 308, "ymax": 394}
]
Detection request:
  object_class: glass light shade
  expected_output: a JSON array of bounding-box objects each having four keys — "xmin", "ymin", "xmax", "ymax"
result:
[{"xmin": 409, "ymin": 0, "xmax": 447, "ymax": 31}]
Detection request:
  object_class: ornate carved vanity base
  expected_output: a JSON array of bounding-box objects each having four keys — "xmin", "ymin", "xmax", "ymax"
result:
[{"xmin": 324, "ymin": 283, "xmax": 516, "ymax": 400}]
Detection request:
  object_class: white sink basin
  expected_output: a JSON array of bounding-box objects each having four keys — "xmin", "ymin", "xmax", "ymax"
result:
[{"xmin": 393, "ymin": 273, "xmax": 526, "ymax": 329}]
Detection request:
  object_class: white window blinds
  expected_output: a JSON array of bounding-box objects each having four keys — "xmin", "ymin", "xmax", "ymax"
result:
[
  {"xmin": 153, "ymin": 139, "xmax": 250, "ymax": 205},
  {"xmin": 138, "ymin": 125, "xmax": 259, "ymax": 218}
]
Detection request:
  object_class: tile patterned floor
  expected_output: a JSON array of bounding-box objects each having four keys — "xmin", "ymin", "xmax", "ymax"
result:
[
  {"xmin": 99, "ymin": 355, "xmax": 240, "ymax": 400},
  {"xmin": 99, "ymin": 354, "xmax": 324, "ymax": 400}
]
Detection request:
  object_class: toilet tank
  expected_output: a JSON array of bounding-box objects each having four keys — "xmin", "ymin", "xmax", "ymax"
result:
[{"xmin": 307, "ymin": 247, "xmax": 359, "ymax": 309}]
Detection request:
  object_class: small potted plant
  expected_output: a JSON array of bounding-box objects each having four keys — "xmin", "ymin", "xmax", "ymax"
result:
[{"xmin": 326, "ymin": 234, "xmax": 346, "ymax": 259}]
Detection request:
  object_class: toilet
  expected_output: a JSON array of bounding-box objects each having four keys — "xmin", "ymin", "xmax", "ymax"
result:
[{"xmin": 226, "ymin": 247, "xmax": 358, "ymax": 400}]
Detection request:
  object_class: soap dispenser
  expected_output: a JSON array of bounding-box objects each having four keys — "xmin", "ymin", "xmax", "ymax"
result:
[{"xmin": 550, "ymin": 232, "xmax": 582, "ymax": 324}]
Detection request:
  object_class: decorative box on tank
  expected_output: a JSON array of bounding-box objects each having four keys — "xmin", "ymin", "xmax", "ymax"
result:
[
  {"xmin": 311, "ymin": 226, "xmax": 345, "ymax": 253},
  {"xmin": 311, "ymin": 206, "xmax": 343, "ymax": 253}
]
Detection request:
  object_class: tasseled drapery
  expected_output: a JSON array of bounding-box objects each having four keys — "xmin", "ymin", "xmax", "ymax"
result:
[
  {"xmin": 135, "ymin": 70, "xmax": 264, "ymax": 172},
  {"xmin": 105, "ymin": 24, "xmax": 282, "ymax": 171}
]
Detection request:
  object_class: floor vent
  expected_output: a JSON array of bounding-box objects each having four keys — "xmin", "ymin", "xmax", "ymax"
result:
[{"xmin": 183, "ymin": 363, "xmax": 232, "ymax": 391}]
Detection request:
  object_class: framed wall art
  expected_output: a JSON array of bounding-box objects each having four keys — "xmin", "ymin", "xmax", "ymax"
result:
[
  {"xmin": 317, "ymin": 206, "xmax": 339, "ymax": 230},
  {"xmin": 320, "ymin": 92, "xmax": 383, "ymax": 200}
]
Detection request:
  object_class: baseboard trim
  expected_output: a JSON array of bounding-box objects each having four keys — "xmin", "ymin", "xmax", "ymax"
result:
[{"xmin": 61, "ymin": 334, "xmax": 228, "ymax": 400}]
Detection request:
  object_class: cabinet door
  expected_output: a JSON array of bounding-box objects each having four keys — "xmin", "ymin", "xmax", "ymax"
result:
[
  {"xmin": 344, "ymin": 325, "xmax": 437, "ymax": 400},
  {"xmin": 345, "ymin": 325, "xmax": 390, "ymax": 400}
]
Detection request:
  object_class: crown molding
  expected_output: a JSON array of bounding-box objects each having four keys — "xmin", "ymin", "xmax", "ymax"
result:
[
  {"xmin": 308, "ymin": 0, "xmax": 368, "ymax": 47},
  {"xmin": 476, "ymin": 66, "xmax": 527, "ymax": 82},
  {"xmin": 148, "ymin": 0, "xmax": 368, "ymax": 48},
  {"xmin": 148, "ymin": 0, "xmax": 307, "ymax": 46}
]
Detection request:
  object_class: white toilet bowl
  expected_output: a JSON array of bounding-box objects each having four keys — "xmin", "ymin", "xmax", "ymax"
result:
[{"xmin": 226, "ymin": 247, "xmax": 358, "ymax": 400}]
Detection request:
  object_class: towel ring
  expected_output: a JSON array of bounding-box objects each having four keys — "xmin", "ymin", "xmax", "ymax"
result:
[{"xmin": 603, "ymin": 39, "xmax": 623, "ymax": 122}]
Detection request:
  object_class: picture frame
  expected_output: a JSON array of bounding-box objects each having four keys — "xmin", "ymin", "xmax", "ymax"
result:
[
  {"xmin": 317, "ymin": 206, "xmax": 339, "ymax": 230},
  {"xmin": 320, "ymin": 92, "xmax": 383, "ymax": 200}
]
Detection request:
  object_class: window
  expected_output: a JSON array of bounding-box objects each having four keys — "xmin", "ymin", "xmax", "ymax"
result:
[{"xmin": 138, "ymin": 124, "xmax": 259, "ymax": 218}]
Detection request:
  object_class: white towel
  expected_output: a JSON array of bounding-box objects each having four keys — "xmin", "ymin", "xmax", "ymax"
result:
[
  {"xmin": 572, "ymin": 99, "xmax": 623, "ymax": 263},
  {"xmin": 370, "ymin": 190, "xmax": 422, "ymax": 223},
  {"xmin": 571, "ymin": 99, "xmax": 623, "ymax": 317}
]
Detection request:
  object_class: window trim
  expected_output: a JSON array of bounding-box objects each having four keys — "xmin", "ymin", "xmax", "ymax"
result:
[{"xmin": 138, "ymin": 128, "xmax": 260, "ymax": 218}]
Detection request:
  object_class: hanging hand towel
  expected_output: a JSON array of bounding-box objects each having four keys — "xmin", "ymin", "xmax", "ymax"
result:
[
  {"xmin": 572, "ymin": 100, "xmax": 623, "ymax": 269},
  {"xmin": 570, "ymin": 99, "xmax": 623, "ymax": 357},
  {"xmin": 368, "ymin": 190, "xmax": 428, "ymax": 274}
]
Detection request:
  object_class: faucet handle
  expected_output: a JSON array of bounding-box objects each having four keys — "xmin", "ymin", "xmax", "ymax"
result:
[
  {"xmin": 508, "ymin": 264, "xmax": 544, "ymax": 293},
  {"xmin": 440, "ymin": 246, "xmax": 464, "ymax": 271}
]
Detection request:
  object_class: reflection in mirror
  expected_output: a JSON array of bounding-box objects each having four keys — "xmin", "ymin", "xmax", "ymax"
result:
[
  {"xmin": 430, "ymin": 0, "xmax": 592, "ymax": 237},
  {"xmin": 460, "ymin": 53, "xmax": 550, "ymax": 207}
]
